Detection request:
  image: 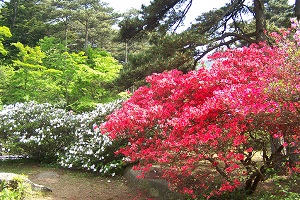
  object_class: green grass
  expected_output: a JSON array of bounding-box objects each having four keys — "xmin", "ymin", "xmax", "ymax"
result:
[{"xmin": 0, "ymin": 172, "xmax": 33, "ymax": 200}]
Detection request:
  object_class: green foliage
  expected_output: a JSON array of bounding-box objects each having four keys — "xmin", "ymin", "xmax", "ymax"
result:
[
  {"xmin": 61, "ymin": 50, "xmax": 121, "ymax": 111},
  {"xmin": 0, "ymin": 0, "xmax": 51, "ymax": 47},
  {"xmin": 0, "ymin": 65, "xmax": 14, "ymax": 105},
  {"xmin": 0, "ymin": 26, "xmax": 12, "ymax": 56},
  {"xmin": 1, "ymin": 36, "xmax": 122, "ymax": 112},
  {"xmin": 265, "ymin": 0, "xmax": 293, "ymax": 28},
  {"xmin": 41, "ymin": 39, "xmax": 122, "ymax": 111},
  {"xmin": 46, "ymin": 0, "xmax": 119, "ymax": 51},
  {"xmin": 118, "ymin": 0, "xmax": 191, "ymax": 41},
  {"xmin": 12, "ymin": 42, "xmax": 46, "ymax": 68},
  {"xmin": 39, "ymin": 36, "xmax": 67, "ymax": 69},
  {"xmin": 247, "ymin": 174, "xmax": 300, "ymax": 200},
  {"xmin": 4, "ymin": 42, "xmax": 49, "ymax": 103},
  {"xmin": 93, "ymin": 52, "xmax": 122, "ymax": 82},
  {"xmin": 116, "ymin": 32, "xmax": 198, "ymax": 90},
  {"xmin": 0, "ymin": 175, "xmax": 31, "ymax": 200}
]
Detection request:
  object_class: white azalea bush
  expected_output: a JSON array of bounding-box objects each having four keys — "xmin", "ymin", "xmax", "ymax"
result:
[
  {"xmin": 0, "ymin": 101, "xmax": 76, "ymax": 161},
  {"xmin": 58, "ymin": 100, "xmax": 126, "ymax": 175},
  {"xmin": 0, "ymin": 100, "xmax": 126, "ymax": 176}
]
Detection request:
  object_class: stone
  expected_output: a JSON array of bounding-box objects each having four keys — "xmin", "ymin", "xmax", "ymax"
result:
[
  {"xmin": 124, "ymin": 166, "xmax": 183, "ymax": 200},
  {"xmin": 0, "ymin": 172, "xmax": 52, "ymax": 192}
]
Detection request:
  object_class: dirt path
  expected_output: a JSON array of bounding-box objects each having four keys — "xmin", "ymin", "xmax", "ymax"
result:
[{"xmin": 1, "ymin": 162, "xmax": 154, "ymax": 200}]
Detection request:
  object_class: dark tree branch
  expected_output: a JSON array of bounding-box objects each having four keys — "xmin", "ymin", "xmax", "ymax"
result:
[{"xmin": 193, "ymin": 32, "xmax": 256, "ymax": 67}]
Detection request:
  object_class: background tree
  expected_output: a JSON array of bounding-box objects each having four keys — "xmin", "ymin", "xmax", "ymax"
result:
[
  {"xmin": 49, "ymin": 0, "xmax": 119, "ymax": 52},
  {"xmin": 0, "ymin": 0, "xmax": 51, "ymax": 46},
  {"xmin": 0, "ymin": 0, "xmax": 121, "ymax": 55},
  {"xmin": 3, "ymin": 42, "xmax": 48, "ymax": 103},
  {"xmin": 38, "ymin": 37, "xmax": 123, "ymax": 111},
  {"xmin": 0, "ymin": 26, "xmax": 13, "ymax": 105},
  {"xmin": 116, "ymin": 0, "xmax": 295, "ymax": 90},
  {"xmin": 265, "ymin": 0, "xmax": 293, "ymax": 28},
  {"xmin": 0, "ymin": 35, "xmax": 122, "ymax": 111}
]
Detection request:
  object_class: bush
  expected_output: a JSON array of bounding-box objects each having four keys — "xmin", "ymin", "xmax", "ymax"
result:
[
  {"xmin": 58, "ymin": 100, "xmax": 127, "ymax": 175},
  {"xmin": 0, "ymin": 100, "xmax": 126, "ymax": 176},
  {"xmin": 0, "ymin": 101, "xmax": 76, "ymax": 162},
  {"xmin": 101, "ymin": 21, "xmax": 300, "ymax": 198}
]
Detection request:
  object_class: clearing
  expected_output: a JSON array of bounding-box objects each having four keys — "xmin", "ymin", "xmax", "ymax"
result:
[{"xmin": 0, "ymin": 160, "xmax": 155, "ymax": 200}]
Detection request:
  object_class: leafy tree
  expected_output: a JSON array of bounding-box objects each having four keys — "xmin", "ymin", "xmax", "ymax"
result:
[
  {"xmin": 265, "ymin": 0, "xmax": 294, "ymax": 28},
  {"xmin": 39, "ymin": 36, "xmax": 68, "ymax": 70},
  {"xmin": 39, "ymin": 37, "xmax": 122, "ymax": 111},
  {"xmin": 116, "ymin": 0, "xmax": 295, "ymax": 89},
  {"xmin": 101, "ymin": 23, "xmax": 300, "ymax": 198},
  {"xmin": 0, "ymin": 0, "xmax": 120, "ymax": 55},
  {"xmin": 3, "ymin": 42, "xmax": 49, "ymax": 103},
  {"xmin": 113, "ymin": 8, "xmax": 151, "ymax": 63},
  {"xmin": 49, "ymin": 0, "xmax": 119, "ymax": 52},
  {"xmin": 1, "ymin": 36, "xmax": 122, "ymax": 111},
  {"xmin": 0, "ymin": 26, "xmax": 13, "ymax": 105},
  {"xmin": 115, "ymin": 32, "xmax": 197, "ymax": 90},
  {"xmin": 0, "ymin": 26, "xmax": 12, "ymax": 56},
  {"xmin": 0, "ymin": 0, "xmax": 51, "ymax": 46},
  {"xmin": 73, "ymin": 0, "xmax": 117, "ymax": 50}
]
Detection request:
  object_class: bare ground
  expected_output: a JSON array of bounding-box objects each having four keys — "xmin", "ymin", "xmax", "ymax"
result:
[
  {"xmin": 0, "ymin": 161, "xmax": 155, "ymax": 200},
  {"xmin": 2, "ymin": 160, "xmax": 298, "ymax": 200}
]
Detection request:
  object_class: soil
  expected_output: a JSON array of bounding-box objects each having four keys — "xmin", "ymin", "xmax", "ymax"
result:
[
  {"xmin": 0, "ymin": 162, "xmax": 155, "ymax": 200},
  {"xmin": 2, "ymin": 160, "xmax": 299, "ymax": 200}
]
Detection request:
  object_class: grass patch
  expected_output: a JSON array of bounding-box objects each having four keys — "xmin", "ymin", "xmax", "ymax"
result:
[
  {"xmin": 0, "ymin": 159, "xmax": 41, "ymax": 174},
  {"xmin": 0, "ymin": 173, "xmax": 33, "ymax": 200}
]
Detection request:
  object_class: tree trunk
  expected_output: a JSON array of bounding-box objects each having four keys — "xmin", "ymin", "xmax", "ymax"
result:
[
  {"xmin": 287, "ymin": 144, "xmax": 299, "ymax": 168},
  {"xmin": 254, "ymin": 0, "xmax": 267, "ymax": 42},
  {"xmin": 244, "ymin": 145, "xmax": 284, "ymax": 194},
  {"xmin": 65, "ymin": 16, "xmax": 69, "ymax": 49},
  {"xmin": 10, "ymin": 0, "xmax": 19, "ymax": 31},
  {"xmin": 84, "ymin": 20, "xmax": 89, "ymax": 50},
  {"xmin": 270, "ymin": 136, "xmax": 284, "ymax": 171},
  {"xmin": 295, "ymin": 0, "xmax": 300, "ymax": 20}
]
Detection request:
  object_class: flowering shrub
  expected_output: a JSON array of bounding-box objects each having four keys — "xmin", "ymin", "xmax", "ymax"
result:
[
  {"xmin": 101, "ymin": 21, "xmax": 300, "ymax": 198},
  {"xmin": 0, "ymin": 100, "xmax": 126, "ymax": 176},
  {"xmin": 0, "ymin": 101, "xmax": 76, "ymax": 161},
  {"xmin": 58, "ymin": 100, "xmax": 126, "ymax": 175}
]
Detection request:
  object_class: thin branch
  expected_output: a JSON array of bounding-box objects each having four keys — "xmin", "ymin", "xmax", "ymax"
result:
[
  {"xmin": 206, "ymin": 157, "xmax": 228, "ymax": 178},
  {"xmin": 173, "ymin": 0, "xmax": 193, "ymax": 32},
  {"xmin": 213, "ymin": 0, "xmax": 246, "ymax": 32},
  {"xmin": 193, "ymin": 32, "xmax": 256, "ymax": 67}
]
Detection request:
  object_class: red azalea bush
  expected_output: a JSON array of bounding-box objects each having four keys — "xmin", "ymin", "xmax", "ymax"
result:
[{"xmin": 101, "ymin": 21, "xmax": 300, "ymax": 198}]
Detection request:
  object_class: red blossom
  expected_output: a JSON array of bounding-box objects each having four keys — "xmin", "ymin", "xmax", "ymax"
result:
[{"xmin": 101, "ymin": 24, "xmax": 300, "ymax": 198}]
